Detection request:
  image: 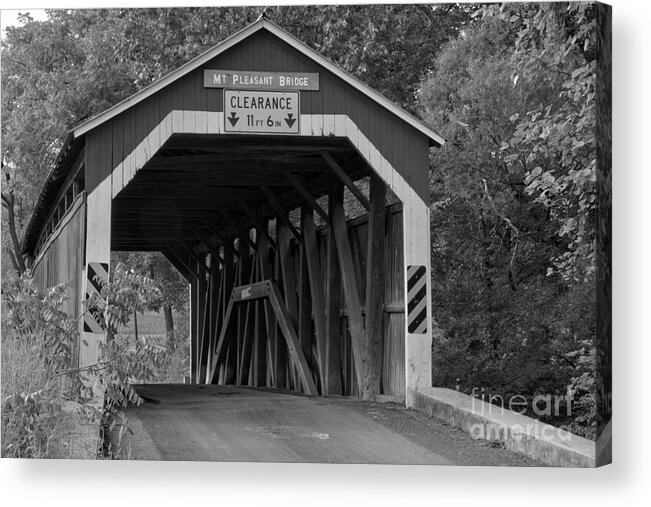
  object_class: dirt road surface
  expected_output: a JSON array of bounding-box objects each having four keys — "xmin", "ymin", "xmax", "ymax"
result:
[{"xmin": 119, "ymin": 384, "xmax": 540, "ymax": 466}]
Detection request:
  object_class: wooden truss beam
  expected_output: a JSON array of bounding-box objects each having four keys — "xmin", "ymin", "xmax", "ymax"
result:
[
  {"xmin": 284, "ymin": 172, "xmax": 329, "ymax": 223},
  {"xmin": 219, "ymin": 210, "xmax": 256, "ymax": 251},
  {"xmin": 260, "ymin": 186, "xmax": 302, "ymax": 242},
  {"xmin": 237, "ymin": 199, "xmax": 277, "ymax": 250},
  {"xmin": 321, "ymin": 151, "xmax": 371, "ymax": 211}
]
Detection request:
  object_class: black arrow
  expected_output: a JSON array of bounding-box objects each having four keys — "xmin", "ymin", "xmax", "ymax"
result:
[
  {"xmin": 284, "ymin": 113, "xmax": 296, "ymax": 128},
  {"xmin": 228, "ymin": 112, "xmax": 239, "ymax": 127}
]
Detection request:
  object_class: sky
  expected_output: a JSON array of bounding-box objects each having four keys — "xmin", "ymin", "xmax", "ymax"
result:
[{"xmin": 1, "ymin": 9, "xmax": 47, "ymax": 38}]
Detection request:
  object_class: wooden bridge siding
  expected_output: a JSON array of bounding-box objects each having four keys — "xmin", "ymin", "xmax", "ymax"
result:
[
  {"xmin": 84, "ymin": 31, "xmax": 431, "ymax": 203},
  {"xmin": 31, "ymin": 196, "xmax": 86, "ymax": 367},
  {"xmin": 315, "ymin": 206, "xmax": 405, "ymax": 397}
]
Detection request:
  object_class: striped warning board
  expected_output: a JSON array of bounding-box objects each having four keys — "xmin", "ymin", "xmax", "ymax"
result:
[
  {"xmin": 407, "ymin": 265, "xmax": 427, "ymax": 334},
  {"xmin": 84, "ymin": 262, "xmax": 109, "ymax": 333}
]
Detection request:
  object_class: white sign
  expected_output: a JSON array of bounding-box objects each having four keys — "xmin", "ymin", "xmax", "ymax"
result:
[
  {"xmin": 224, "ymin": 90, "xmax": 299, "ymax": 134},
  {"xmin": 205, "ymin": 70, "xmax": 319, "ymax": 91}
]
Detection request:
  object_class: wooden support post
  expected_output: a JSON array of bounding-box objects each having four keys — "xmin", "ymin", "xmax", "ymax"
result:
[
  {"xmin": 195, "ymin": 266, "xmax": 208, "ymax": 382},
  {"xmin": 209, "ymin": 297, "xmax": 235, "ymax": 383},
  {"xmin": 198, "ymin": 271, "xmax": 213, "ymax": 383},
  {"xmin": 284, "ymin": 173, "xmax": 329, "ymax": 223},
  {"xmin": 278, "ymin": 223, "xmax": 300, "ymax": 390},
  {"xmin": 301, "ymin": 208, "xmax": 327, "ymax": 392},
  {"xmin": 298, "ymin": 210, "xmax": 314, "ymax": 380},
  {"xmin": 277, "ymin": 224, "xmax": 298, "ymax": 324},
  {"xmin": 257, "ymin": 232, "xmax": 283, "ymax": 387},
  {"xmin": 331, "ymin": 200, "xmax": 365, "ymax": 394},
  {"xmin": 321, "ymin": 151, "xmax": 371, "ymax": 211},
  {"xmin": 190, "ymin": 266, "xmax": 198, "ymax": 383},
  {"xmin": 252, "ymin": 295, "xmax": 267, "ymax": 387},
  {"xmin": 234, "ymin": 243, "xmax": 251, "ymax": 384},
  {"xmin": 237, "ymin": 251, "xmax": 257, "ymax": 385},
  {"xmin": 364, "ymin": 174, "xmax": 387, "ymax": 398},
  {"xmin": 325, "ymin": 180, "xmax": 343, "ymax": 395},
  {"xmin": 221, "ymin": 244, "xmax": 237, "ymax": 384},
  {"xmin": 271, "ymin": 240, "xmax": 287, "ymax": 388}
]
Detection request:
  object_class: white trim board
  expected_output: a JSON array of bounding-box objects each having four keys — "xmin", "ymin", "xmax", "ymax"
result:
[{"xmin": 103, "ymin": 109, "xmax": 434, "ymax": 395}]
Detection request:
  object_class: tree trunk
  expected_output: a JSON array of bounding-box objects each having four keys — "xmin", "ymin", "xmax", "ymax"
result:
[
  {"xmin": 163, "ymin": 303, "xmax": 175, "ymax": 350},
  {"xmin": 1, "ymin": 171, "xmax": 27, "ymax": 275}
]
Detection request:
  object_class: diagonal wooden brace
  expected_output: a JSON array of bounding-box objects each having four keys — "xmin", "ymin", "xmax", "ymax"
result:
[{"xmin": 208, "ymin": 279, "xmax": 318, "ymax": 395}]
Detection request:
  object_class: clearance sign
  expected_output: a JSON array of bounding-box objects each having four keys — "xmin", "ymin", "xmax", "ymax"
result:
[{"xmin": 224, "ymin": 90, "xmax": 299, "ymax": 134}]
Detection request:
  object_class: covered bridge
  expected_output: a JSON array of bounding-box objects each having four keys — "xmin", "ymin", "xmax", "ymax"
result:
[{"xmin": 22, "ymin": 18, "xmax": 444, "ymax": 402}]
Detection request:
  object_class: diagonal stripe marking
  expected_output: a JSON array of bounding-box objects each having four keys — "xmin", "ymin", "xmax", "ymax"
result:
[
  {"xmin": 407, "ymin": 274, "xmax": 427, "ymax": 303},
  {"xmin": 408, "ymin": 297, "xmax": 427, "ymax": 325}
]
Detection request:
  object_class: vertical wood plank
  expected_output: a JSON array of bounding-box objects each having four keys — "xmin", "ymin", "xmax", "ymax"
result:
[
  {"xmin": 364, "ymin": 173, "xmax": 387, "ymax": 398},
  {"xmin": 331, "ymin": 200, "xmax": 365, "ymax": 394},
  {"xmin": 297, "ymin": 210, "xmax": 314, "ymax": 381},
  {"xmin": 190, "ymin": 265, "xmax": 198, "ymax": 383},
  {"xmin": 325, "ymin": 179, "xmax": 343, "ymax": 395},
  {"xmin": 301, "ymin": 209, "xmax": 327, "ymax": 392}
]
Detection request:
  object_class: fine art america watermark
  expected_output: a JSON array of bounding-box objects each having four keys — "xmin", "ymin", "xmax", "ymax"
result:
[{"xmin": 468, "ymin": 387, "xmax": 575, "ymax": 442}]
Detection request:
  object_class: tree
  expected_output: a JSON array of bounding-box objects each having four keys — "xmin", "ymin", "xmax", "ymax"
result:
[
  {"xmin": 111, "ymin": 252, "xmax": 188, "ymax": 350},
  {"xmin": 418, "ymin": 6, "xmax": 597, "ymax": 437},
  {"xmin": 483, "ymin": 2, "xmax": 598, "ymax": 282}
]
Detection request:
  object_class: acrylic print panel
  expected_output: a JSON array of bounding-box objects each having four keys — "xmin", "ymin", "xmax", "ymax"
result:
[{"xmin": 1, "ymin": 2, "xmax": 610, "ymax": 467}]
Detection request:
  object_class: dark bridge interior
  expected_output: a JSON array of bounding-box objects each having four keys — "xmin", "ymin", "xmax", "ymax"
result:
[{"xmin": 110, "ymin": 134, "xmax": 369, "ymax": 258}]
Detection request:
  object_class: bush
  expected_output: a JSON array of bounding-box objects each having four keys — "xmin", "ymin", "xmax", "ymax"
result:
[
  {"xmin": 1, "ymin": 272, "xmax": 80, "ymax": 458},
  {"xmin": 1, "ymin": 264, "xmax": 183, "ymax": 458}
]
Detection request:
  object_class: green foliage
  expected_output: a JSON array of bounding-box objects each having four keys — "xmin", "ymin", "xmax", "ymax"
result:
[
  {"xmin": 1, "ymin": 264, "xmax": 179, "ymax": 457},
  {"xmin": 419, "ymin": 5, "xmax": 596, "ymax": 437},
  {"xmin": 1, "ymin": 272, "xmax": 80, "ymax": 457},
  {"xmin": 482, "ymin": 2, "xmax": 597, "ymax": 281}
]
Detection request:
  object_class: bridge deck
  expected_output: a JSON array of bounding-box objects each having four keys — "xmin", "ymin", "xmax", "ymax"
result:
[{"xmin": 118, "ymin": 384, "xmax": 541, "ymax": 465}]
